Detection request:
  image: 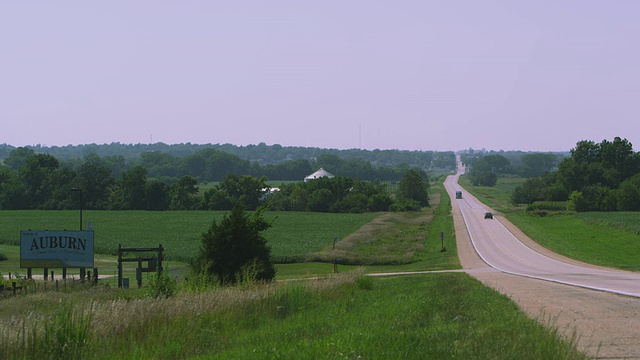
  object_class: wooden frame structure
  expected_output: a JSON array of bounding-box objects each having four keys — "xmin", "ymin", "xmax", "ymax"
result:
[{"xmin": 117, "ymin": 244, "xmax": 164, "ymax": 288}]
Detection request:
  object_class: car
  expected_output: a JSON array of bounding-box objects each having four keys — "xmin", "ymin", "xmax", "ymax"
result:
[{"xmin": 484, "ymin": 212, "xmax": 493, "ymax": 219}]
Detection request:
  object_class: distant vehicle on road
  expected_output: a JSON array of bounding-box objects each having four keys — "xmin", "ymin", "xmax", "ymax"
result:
[
  {"xmin": 484, "ymin": 212, "xmax": 494, "ymax": 219},
  {"xmin": 455, "ymin": 191, "xmax": 462, "ymax": 199}
]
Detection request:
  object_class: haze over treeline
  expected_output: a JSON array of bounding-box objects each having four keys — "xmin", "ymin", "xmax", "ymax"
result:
[{"xmin": 0, "ymin": 142, "xmax": 454, "ymax": 169}]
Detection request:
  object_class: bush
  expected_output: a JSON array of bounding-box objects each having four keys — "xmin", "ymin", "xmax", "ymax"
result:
[
  {"xmin": 193, "ymin": 203, "xmax": 276, "ymax": 286},
  {"xmin": 526, "ymin": 201, "xmax": 567, "ymax": 212},
  {"xmin": 145, "ymin": 268, "xmax": 178, "ymax": 299}
]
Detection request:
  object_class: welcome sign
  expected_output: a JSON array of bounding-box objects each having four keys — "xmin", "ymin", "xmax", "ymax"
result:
[{"xmin": 20, "ymin": 230, "xmax": 94, "ymax": 268}]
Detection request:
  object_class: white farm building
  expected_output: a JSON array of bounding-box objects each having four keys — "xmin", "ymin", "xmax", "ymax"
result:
[{"xmin": 304, "ymin": 168, "xmax": 335, "ymax": 182}]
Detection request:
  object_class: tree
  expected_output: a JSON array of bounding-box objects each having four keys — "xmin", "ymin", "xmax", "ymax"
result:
[
  {"xmin": 469, "ymin": 171, "xmax": 498, "ymax": 187},
  {"xmin": 614, "ymin": 174, "xmax": 640, "ymax": 211},
  {"xmin": 511, "ymin": 178, "xmax": 546, "ymax": 205},
  {"xmin": 146, "ymin": 180, "xmax": 170, "ymax": 210},
  {"xmin": 307, "ymin": 188, "xmax": 333, "ymax": 212},
  {"xmin": 169, "ymin": 175, "xmax": 199, "ymax": 210},
  {"xmin": 396, "ymin": 169, "xmax": 429, "ymax": 207},
  {"xmin": 0, "ymin": 167, "xmax": 27, "ymax": 209},
  {"xmin": 482, "ymin": 155, "xmax": 512, "ymax": 174},
  {"xmin": 194, "ymin": 203, "xmax": 275, "ymax": 285},
  {"xmin": 217, "ymin": 174, "xmax": 268, "ymax": 210},
  {"xmin": 5, "ymin": 147, "xmax": 35, "ymax": 170},
  {"xmin": 19, "ymin": 154, "xmax": 60, "ymax": 208},
  {"xmin": 77, "ymin": 159, "xmax": 115, "ymax": 209},
  {"xmin": 117, "ymin": 166, "xmax": 148, "ymax": 209},
  {"xmin": 519, "ymin": 153, "xmax": 558, "ymax": 178}
]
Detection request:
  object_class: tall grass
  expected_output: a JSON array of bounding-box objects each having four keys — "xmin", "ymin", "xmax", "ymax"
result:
[
  {"xmin": 1, "ymin": 302, "xmax": 92, "ymax": 360},
  {"xmin": 0, "ymin": 271, "xmax": 586, "ymax": 359}
]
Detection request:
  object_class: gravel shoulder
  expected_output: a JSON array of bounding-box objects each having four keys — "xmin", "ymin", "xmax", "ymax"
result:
[{"xmin": 451, "ymin": 197, "xmax": 640, "ymax": 359}]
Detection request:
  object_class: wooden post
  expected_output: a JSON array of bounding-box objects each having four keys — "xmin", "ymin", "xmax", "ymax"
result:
[
  {"xmin": 118, "ymin": 244, "xmax": 123, "ymax": 288},
  {"xmin": 137, "ymin": 261, "xmax": 142, "ymax": 288},
  {"xmin": 44, "ymin": 268, "xmax": 48, "ymax": 281},
  {"xmin": 158, "ymin": 244, "xmax": 164, "ymax": 273}
]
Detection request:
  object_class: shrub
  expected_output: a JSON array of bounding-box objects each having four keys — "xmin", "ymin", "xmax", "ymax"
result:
[
  {"xmin": 145, "ymin": 268, "xmax": 178, "ymax": 299},
  {"xmin": 193, "ymin": 203, "xmax": 276, "ymax": 286},
  {"xmin": 526, "ymin": 201, "xmax": 567, "ymax": 212}
]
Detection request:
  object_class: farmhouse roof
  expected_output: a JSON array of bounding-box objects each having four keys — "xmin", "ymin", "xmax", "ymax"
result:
[{"xmin": 304, "ymin": 168, "xmax": 335, "ymax": 182}]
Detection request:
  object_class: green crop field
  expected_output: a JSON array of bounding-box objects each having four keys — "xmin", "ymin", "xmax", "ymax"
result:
[{"xmin": 0, "ymin": 210, "xmax": 380, "ymax": 264}]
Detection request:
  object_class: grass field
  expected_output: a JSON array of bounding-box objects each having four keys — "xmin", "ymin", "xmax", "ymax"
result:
[
  {"xmin": 460, "ymin": 175, "xmax": 640, "ymax": 271},
  {"xmin": 0, "ymin": 210, "xmax": 379, "ymax": 264}
]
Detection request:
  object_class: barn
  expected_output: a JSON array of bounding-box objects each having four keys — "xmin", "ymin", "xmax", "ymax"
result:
[{"xmin": 304, "ymin": 168, "xmax": 335, "ymax": 182}]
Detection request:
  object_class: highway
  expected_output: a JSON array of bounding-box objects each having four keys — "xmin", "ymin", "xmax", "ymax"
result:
[{"xmin": 444, "ymin": 170, "xmax": 640, "ymax": 299}]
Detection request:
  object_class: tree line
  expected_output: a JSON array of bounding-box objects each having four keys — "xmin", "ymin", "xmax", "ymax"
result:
[
  {"xmin": 0, "ymin": 147, "xmax": 431, "ymax": 212},
  {"xmin": 462, "ymin": 152, "xmax": 562, "ymax": 187},
  {"xmin": 1, "ymin": 146, "xmax": 451, "ymax": 184},
  {"xmin": 0, "ymin": 142, "xmax": 456, "ymax": 173},
  {"xmin": 462, "ymin": 137, "xmax": 640, "ymax": 212}
]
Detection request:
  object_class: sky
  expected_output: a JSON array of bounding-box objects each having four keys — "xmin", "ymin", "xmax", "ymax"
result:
[{"xmin": 2, "ymin": 1, "xmax": 639, "ymax": 152}]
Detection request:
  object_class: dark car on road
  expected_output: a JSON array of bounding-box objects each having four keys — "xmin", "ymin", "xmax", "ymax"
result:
[{"xmin": 484, "ymin": 212, "xmax": 493, "ymax": 219}]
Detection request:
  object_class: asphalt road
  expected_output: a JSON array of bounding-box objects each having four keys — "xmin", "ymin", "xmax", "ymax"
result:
[{"xmin": 444, "ymin": 172, "xmax": 640, "ymax": 299}]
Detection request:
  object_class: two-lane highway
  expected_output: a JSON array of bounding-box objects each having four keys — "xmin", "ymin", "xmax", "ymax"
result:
[{"xmin": 445, "ymin": 172, "xmax": 640, "ymax": 298}]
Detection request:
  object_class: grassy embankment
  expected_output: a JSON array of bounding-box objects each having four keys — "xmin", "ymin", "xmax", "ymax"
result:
[
  {"xmin": 0, "ymin": 182, "xmax": 586, "ymax": 359},
  {"xmin": 0, "ymin": 271, "xmax": 585, "ymax": 359},
  {"xmin": 459, "ymin": 175, "xmax": 640, "ymax": 271}
]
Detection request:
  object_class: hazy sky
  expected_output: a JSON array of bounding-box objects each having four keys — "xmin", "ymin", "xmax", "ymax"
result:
[{"xmin": 2, "ymin": 1, "xmax": 639, "ymax": 152}]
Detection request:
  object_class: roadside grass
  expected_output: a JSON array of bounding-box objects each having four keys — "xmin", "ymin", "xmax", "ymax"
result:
[
  {"xmin": 576, "ymin": 212, "xmax": 640, "ymax": 235},
  {"xmin": 458, "ymin": 175, "xmax": 526, "ymax": 213},
  {"xmin": 304, "ymin": 182, "xmax": 458, "ymax": 272},
  {"xmin": 508, "ymin": 212, "xmax": 640, "ymax": 271},
  {"xmin": 0, "ymin": 271, "xmax": 586, "ymax": 360},
  {"xmin": 460, "ymin": 175, "xmax": 640, "ymax": 271}
]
